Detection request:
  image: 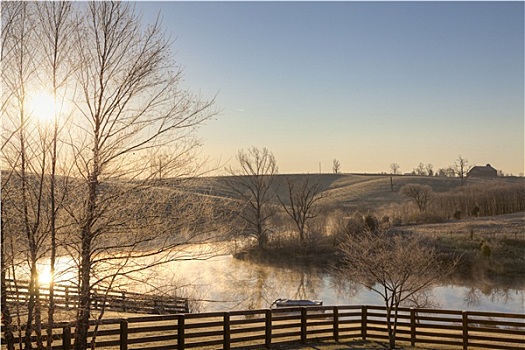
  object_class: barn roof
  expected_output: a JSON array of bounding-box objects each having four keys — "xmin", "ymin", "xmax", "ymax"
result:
[{"xmin": 468, "ymin": 164, "xmax": 497, "ymax": 177}]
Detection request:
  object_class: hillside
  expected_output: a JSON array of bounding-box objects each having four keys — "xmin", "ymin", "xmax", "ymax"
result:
[{"xmin": 158, "ymin": 173, "xmax": 524, "ymax": 213}]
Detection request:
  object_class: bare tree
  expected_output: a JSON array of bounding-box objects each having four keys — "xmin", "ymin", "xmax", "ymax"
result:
[
  {"xmin": 0, "ymin": 211, "xmax": 15, "ymax": 350},
  {"xmin": 455, "ymin": 155, "xmax": 469, "ymax": 186},
  {"xmin": 445, "ymin": 165, "xmax": 456, "ymax": 177},
  {"xmin": 2, "ymin": 3, "xmax": 82, "ymax": 349},
  {"xmin": 426, "ymin": 163, "xmax": 434, "ymax": 176},
  {"xmin": 3, "ymin": 2, "xmax": 218, "ymax": 349},
  {"xmin": 338, "ymin": 230, "xmax": 458, "ymax": 348},
  {"xmin": 400, "ymin": 183, "xmax": 433, "ymax": 212},
  {"xmin": 332, "ymin": 159, "xmax": 341, "ymax": 174},
  {"xmin": 278, "ymin": 176, "xmax": 327, "ymax": 243},
  {"xmin": 390, "ymin": 162, "xmax": 401, "ymax": 175},
  {"xmin": 65, "ymin": 3, "xmax": 217, "ymax": 349},
  {"xmin": 35, "ymin": 3, "xmax": 76, "ymax": 348},
  {"xmin": 226, "ymin": 147, "xmax": 278, "ymax": 249},
  {"xmin": 151, "ymin": 152, "xmax": 169, "ymax": 180},
  {"xmin": 413, "ymin": 162, "xmax": 427, "ymax": 176},
  {"xmin": 1, "ymin": 5, "xmax": 23, "ymax": 348},
  {"xmin": 1, "ymin": 2, "xmax": 50, "ymax": 347}
]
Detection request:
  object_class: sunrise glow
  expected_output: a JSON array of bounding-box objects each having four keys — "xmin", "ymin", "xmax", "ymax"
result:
[
  {"xmin": 38, "ymin": 266, "xmax": 54, "ymax": 286},
  {"xmin": 26, "ymin": 91, "xmax": 57, "ymax": 123}
]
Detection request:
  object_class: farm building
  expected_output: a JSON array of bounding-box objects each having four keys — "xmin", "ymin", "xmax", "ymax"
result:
[{"xmin": 467, "ymin": 164, "xmax": 498, "ymax": 178}]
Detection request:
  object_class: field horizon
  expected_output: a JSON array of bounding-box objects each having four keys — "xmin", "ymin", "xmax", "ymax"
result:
[{"xmin": 159, "ymin": 172, "xmax": 524, "ymax": 213}]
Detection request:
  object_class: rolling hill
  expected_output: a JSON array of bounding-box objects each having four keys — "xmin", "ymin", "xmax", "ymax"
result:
[{"xmin": 155, "ymin": 173, "xmax": 524, "ymax": 213}]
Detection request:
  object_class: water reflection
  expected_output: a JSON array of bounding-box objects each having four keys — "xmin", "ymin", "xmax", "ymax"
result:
[
  {"xmin": 9, "ymin": 257, "xmax": 77, "ymax": 287},
  {"xmin": 168, "ymin": 252, "xmax": 524, "ymax": 314},
  {"xmin": 10, "ymin": 244, "xmax": 525, "ymax": 315}
]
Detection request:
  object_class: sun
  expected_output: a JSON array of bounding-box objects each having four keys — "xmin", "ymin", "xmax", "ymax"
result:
[
  {"xmin": 38, "ymin": 266, "xmax": 54, "ymax": 286},
  {"xmin": 26, "ymin": 91, "xmax": 57, "ymax": 123}
]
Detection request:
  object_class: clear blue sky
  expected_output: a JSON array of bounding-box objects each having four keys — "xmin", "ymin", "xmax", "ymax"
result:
[{"xmin": 135, "ymin": 1, "xmax": 524, "ymax": 175}]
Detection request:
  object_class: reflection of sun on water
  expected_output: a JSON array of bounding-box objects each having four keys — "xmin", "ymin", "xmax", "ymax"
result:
[
  {"xmin": 38, "ymin": 266, "xmax": 54, "ymax": 286},
  {"xmin": 35, "ymin": 258, "xmax": 77, "ymax": 287}
]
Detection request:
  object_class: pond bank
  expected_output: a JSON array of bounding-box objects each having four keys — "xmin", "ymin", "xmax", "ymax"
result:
[{"xmin": 235, "ymin": 212, "xmax": 525, "ymax": 283}]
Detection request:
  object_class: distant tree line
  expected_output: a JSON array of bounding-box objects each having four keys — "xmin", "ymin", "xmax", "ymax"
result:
[
  {"xmin": 397, "ymin": 182, "xmax": 525, "ymax": 224},
  {"xmin": 392, "ymin": 155, "xmax": 514, "ymax": 178}
]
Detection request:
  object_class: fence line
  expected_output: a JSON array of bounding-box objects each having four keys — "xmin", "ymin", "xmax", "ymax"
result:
[
  {"xmin": 2, "ymin": 305, "xmax": 524, "ymax": 350},
  {"xmin": 4, "ymin": 279, "xmax": 189, "ymax": 315}
]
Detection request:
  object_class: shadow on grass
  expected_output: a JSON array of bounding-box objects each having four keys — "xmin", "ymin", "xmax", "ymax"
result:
[{"xmin": 243, "ymin": 339, "xmax": 431, "ymax": 350}]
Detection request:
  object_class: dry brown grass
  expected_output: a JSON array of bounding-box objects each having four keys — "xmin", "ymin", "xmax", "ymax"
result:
[
  {"xmin": 394, "ymin": 212, "xmax": 524, "ymax": 238},
  {"xmin": 183, "ymin": 173, "xmax": 523, "ymax": 213},
  {"xmin": 391, "ymin": 212, "xmax": 525, "ymax": 279}
]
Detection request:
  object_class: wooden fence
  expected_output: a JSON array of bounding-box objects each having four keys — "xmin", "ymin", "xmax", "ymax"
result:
[
  {"xmin": 4, "ymin": 279, "xmax": 189, "ymax": 315},
  {"xmin": 2, "ymin": 305, "xmax": 524, "ymax": 350}
]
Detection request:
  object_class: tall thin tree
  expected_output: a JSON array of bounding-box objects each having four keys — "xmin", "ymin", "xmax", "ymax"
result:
[
  {"xmin": 36, "ymin": 2, "xmax": 75, "ymax": 348},
  {"xmin": 69, "ymin": 3, "xmax": 217, "ymax": 348},
  {"xmin": 226, "ymin": 147, "xmax": 278, "ymax": 249}
]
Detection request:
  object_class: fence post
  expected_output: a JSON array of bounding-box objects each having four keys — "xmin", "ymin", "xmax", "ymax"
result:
[
  {"xmin": 301, "ymin": 307, "xmax": 307, "ymax": 343},
  {"xmin": 223, "ymin": 312, "xmax": 230, "ymax": 350},
  {"xmin": 462, "ymin": 311, "xmax": 468, "ymax": 350},
  {"xmin": 62, "ymin": 325, "xmax": 71, "ymax": 350},
  {"xmin": 410, "ymin": 308, "xmax": 416, "ymax": 346},
  {"xmin": 361, "ymin": 305, "xmax": 367, "ymax": 340},
  {"xmin": 265, "ymin": 309, "xmax": 272, "ymax": 349},
  {"xmin": 333, "ymin": 306, "xmax": 339, "ymax": 342},
  {"xmin": 177, "ymin": 314, "xmax": 185, "ymax": 350},
  {"xmin": 65, "ymin": 287, "xmax": 69, "ymax": 308},
  {"xmin": 120, "ymin": 319, "xmax": 128, "ymax": 350},
  {"xmin": 121, "ymin": 292, "xmax": 127, "ymax": 312}
]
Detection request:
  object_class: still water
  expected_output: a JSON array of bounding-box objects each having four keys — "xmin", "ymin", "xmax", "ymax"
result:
[
  {"xmin": 28, "ymin": 244, "xmax": 524, "ymax": 314},
  {"xmin": 150, "ymin": 251, "xmax": 524, "ymax": 314}
]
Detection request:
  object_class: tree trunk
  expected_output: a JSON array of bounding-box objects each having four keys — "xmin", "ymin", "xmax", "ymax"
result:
[
  {"xmin": 74, "ymin": 170, "xmax": 98, "ymax": 350},
  {"xmin": 1, "ymin": 221, "xmax": 15, "ymax": 350},
  {"xmin": 257, "ymin": 221, "xmax": 266, "ymax": 249},
  {"xmin": 47, "ymin": 113, "xmax": 59, "ymax": 350},
  {"xmin": 385, "ymin": 306, "xmax": 396, "ymax": 349},
  {"xmin": 74, "ymin": 233, "xmax": 93, "ymax": 350},
  {"xmin": 298, "ymin": 221, "xmax": 305, "ymax": 243}
]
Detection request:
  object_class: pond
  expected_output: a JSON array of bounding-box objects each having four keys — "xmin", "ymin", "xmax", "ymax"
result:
[
  {"xmin": 19, "ymin": 244, "xmax": 524, "ymax": 315},
  {"xmin": 151, "ymin": 249, "xmax": 524, "ymax": 314}
]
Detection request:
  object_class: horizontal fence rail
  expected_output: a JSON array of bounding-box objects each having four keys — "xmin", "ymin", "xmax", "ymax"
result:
[
  {"xmin": 2, "ymin": 305, "xmax": 524, "ymax": 350},
  {"xmin": 4, "ymin": 279, "xmax": 189, "ymax": 315}
]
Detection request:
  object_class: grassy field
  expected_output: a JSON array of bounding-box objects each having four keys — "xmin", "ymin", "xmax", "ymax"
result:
[
  {"xmin": 393, "ymin": 211, "xmax": 525, "ymax": 280},
  {"xmin": 173, "ymin": 173, "xmax": 523, "ymax": 212}
]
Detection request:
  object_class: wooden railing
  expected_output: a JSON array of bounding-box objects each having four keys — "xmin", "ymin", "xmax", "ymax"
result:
[
  {"xmin": 2, "ymin": 305, "xmax": 524, "ymax": 350},
  {"xmin": 4, "ymin": 279, "xmax": 189, "ymax": 315}
]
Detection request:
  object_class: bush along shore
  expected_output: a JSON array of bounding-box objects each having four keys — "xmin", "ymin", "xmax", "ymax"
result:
[{"xmin": 234, "ymin": 212, "xmax": 525, "ymax": 284}]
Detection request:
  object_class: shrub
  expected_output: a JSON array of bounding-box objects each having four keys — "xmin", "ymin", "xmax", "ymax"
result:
[
  {"xmin": 400, "ymin": 184, "xmax": 433, "ymax": 212},
  {"xmin": 364, "ymin": 214, "xmax": 379, "ymax": 232},
  {"xmin": 480, "ymin": 241, "xmax": 492, "ymax": 258},
  {"xmin": 392, "ymin": 216, "xmax": 403, "ymax": 226},
  {"xmin": 345, "ymin": 213, "xmax": 366, "ymax": 236}
]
